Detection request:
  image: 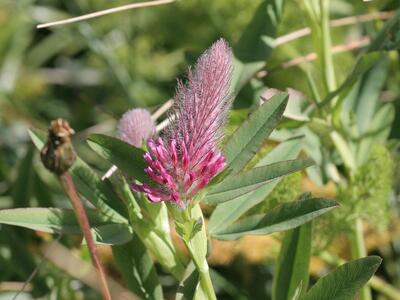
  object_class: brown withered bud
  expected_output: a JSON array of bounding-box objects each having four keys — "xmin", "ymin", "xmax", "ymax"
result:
[{"xmin": 41, "ymin": 118, "xmax": 76, "ymax": 175}]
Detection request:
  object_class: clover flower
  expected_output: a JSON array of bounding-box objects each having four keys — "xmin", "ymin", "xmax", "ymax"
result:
[
  {"xmin": 118, "ymin": 108, "xmax": 155, "ymax": 147},
  {"xmin": 133, "ymin": 39, "xmax": 233, "ymax": 207}
]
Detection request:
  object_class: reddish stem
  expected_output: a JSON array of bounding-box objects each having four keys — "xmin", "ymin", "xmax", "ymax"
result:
[{"xmin": 60, "ymin": 172, "xmax": 111, "ymax": 300}]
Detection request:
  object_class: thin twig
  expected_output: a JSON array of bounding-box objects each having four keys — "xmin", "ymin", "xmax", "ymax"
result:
[
  {"xmin": 60, "ymin": 173, "xmax": 111, "ymax": 300},
  {"xmin": 274, "ymin": 11, "xmax": 394, "ymax": 46},
  {"xmin": 274, "ymin": 36, "xmax": 370, "ymax": 71},
  {"xmin": 37, "ymin": 0, "xmax": 176, "ymax": 29},
  {"xmin": 101, "ymin": 165, "xmax": 118, "ymax": 181},
  {"xmin": 156, "ymin": 114, "xmax": 174, "ymax": 132},
  {"xmin": 0, "ymin": 282, "xmax": 32, "ymax": 292},
  {"xmin": 151, "ymin": 99, "xmax": 173, "ymax": 121}
]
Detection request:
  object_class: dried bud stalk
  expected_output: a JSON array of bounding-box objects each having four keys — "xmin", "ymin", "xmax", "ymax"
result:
[{"xmin": 40, "ymin": 118, "xmax": 111, "ymax": 300}]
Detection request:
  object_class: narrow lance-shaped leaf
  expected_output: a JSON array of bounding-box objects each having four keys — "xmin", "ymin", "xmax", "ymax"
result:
[
  {"xmin": 205, "ymin": 158, "xmax": 313, "ymax": 205},
  {"xmin": 208, "ymin": 136, "xmax": 305, "ymax": 233},
  {"xmin": 87, "ymin": 133, "xmax": 149, "ymax": 184},
  {"xmin": 273, "ymin": 222, "xmax": 312, "ymax": 300},
  {"xmin": 320, "ymin": 10, "xmax": 400, "ymax": 109},
  {"xmin": 223, "ymin": 92, "xmax": 288, "ymax": 173},
  {"xmin": 0, "ymin": 208, "xmax": 131, "ymax": 245},
  {"xmin": 212, "ymin": 198, "xmax": 337, "ymax": 240},
  {"xmin": 301, "ymin": 256, "xmax": 382, "ymax": 300},
  {"xmin": 368, "ymin": 10, "xmax": 400, "ymax": 52}
]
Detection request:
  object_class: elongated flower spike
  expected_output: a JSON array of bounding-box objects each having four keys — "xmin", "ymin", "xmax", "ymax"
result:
[
  {"xmin": 118, "ymin": 108, "xmax": 156, "ymax": 147},
  {"xmin": 133, "ymin": 38, "xmax": 233, "ymax": 208}
]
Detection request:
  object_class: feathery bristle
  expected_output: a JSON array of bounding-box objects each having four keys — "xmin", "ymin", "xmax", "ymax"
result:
[{"xmin": 133, "ymin": 39, "xmax": 233, "ymax": 207}]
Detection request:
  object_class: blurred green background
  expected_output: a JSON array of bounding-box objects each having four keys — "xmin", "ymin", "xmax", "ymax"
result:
[{"xmin": 1, "ymin": 0, "xmax": 400, "ymax": 299}]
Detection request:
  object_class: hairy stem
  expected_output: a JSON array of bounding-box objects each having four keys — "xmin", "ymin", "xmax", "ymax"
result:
[{"xmin": 60, "ymin": 172, "xmax": 111, "ymax": 300}]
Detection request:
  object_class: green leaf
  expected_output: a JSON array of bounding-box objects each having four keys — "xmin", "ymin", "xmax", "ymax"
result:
[
  {"xmin": 28, "ymin": 129, "xmax": 128, "ymax": 223},
  {"xmin": 0, "ymin": 208, "xmax": 131, "ymax": 245},
  {"xmin": 89, "ymin": 223, "xmax": 133, "ymax": 245},
  {"xmin": 71, "ymin": 161, "xmax": 128, "ymax": 222},
  {"xmin": 12, "ymin": 146, "xmax": 35, "ymax": 208},
  {"xmin": 320, "ymin": 53, "xmax": 380, "ymax": 108},
  {"xmin": 205, "ymin": 158, "xmax": 313, "ymax": 205},
  {"xmin": 368, "ymin": 11, "xmax": 400, "ymax": 52},
  {"xmin": 233, "ymin": 0, "xmax": 284, "ymax": 93},
  {"xmin": 223, "ymin": 92, "xmax": 288, "ymax": 173},
  {"xmin": 353, "ymin": 59, "xmax": 388, "ymax": 134},
  {"xmin": 211, "ymin": 198, "xmax": 337, "ymax": 240},
  {"xmin": 301, "ymin": 256, "xmax": 382, "ymax": 300},
  {"xmin": 87, "ymin": 134, "xmax": 149, "ymax": 184},
  {"xmin": 176, "ymin": 263, "xmax": 200, "ymax": 300},
  {"xmin": 357, "ymin": 103, "xmax": 395, "ymax": 166},
  {"xmin": 273, "ymin": 222, "xmax": 312, "ymax": 300},
  {"xmin": 208, "ymin": 136, "xmax": 304, "ymax": 233},
  {"xmin": 113, "ymin": 233, "xmax": 163, "ymax": 300}
]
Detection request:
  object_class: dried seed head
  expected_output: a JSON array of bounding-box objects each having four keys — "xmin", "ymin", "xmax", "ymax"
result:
[{"xmin": 41, "ymin": 118, "xmax": 76, "ymax": 175}]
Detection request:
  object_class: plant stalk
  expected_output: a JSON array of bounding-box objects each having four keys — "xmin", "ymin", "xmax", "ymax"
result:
[
  {"xmin": 349, "ymin": 218, "xmax": 372, "ymax": 300},
  {"xmin": 60, "ymin": 172, "xmax": 111, "ymax": 300},
  {"xmin": 173, "ymin": 204, "xmax": 216, "ymax": 299},
  {"xmin": 185, "ymin": 239, "xmax": 216, "ymax": 300},
  {"xmin": 320, "ymin": 0, "xmax": 337, "ymax": 93}
]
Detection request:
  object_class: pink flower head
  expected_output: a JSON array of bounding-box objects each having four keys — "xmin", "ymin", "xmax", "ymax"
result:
[
  {"xmin": 133, "ymin": 39, "xmax": 233, "ymax": 207},
  {"xmin": 118, "ymin": 108, "xmax": 156, "ymax": 147}
]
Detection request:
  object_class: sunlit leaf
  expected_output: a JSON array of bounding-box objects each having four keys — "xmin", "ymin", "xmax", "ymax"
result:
[
  {"xmin": 0, "ymin": 208, "xmax": 131, "ymax": 245},
  {"xmin": 208, "ymin": 136, "xmax": 304, "ymax": 233},
  {"xmin": 205, "ymin": 158, "xmax": 313, "ymax": 205},
  {"xmin": 223, "ymin": 92, "xmax": 288, "ymax": 173},
  {"xmin": 301, "ymin": 256, "xmax": 382, "ymax": 300},
  {"xmin": 211, "ymin": 198, "xmax": 337, "ymax": 240}
]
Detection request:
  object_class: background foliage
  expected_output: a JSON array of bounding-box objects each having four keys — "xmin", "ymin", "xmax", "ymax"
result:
[{"xmin": 0, "ymin": 0, "xmax": 400, "ymax": 299}]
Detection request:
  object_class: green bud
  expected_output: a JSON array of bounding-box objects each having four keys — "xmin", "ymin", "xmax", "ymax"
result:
[{"xmin": 40, "ymin": 118, "xmax": 76, "ymax": 175}]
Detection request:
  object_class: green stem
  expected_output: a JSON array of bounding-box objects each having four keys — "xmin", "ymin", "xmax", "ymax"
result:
[
  {"xmin": 320, "ymin": 0, "xmax": 336, "ymax": 93},
  {"xmin": 369, "ymin": 276, "xmax": 400, "ymax": 300},
  {"xmin": 175, "ymin": 204, "xmax": 216, "ymax": 299},
  {"xmin": 185, "ymin": 240, "xmax": 216, "ymax": 300},
  {"xmin": 349, "ymin": 218, "xmax": 372, "ymax": 300},
  {"xmin": 121, "ymin": 179, "xmax": 185, "ymax": 280}
]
